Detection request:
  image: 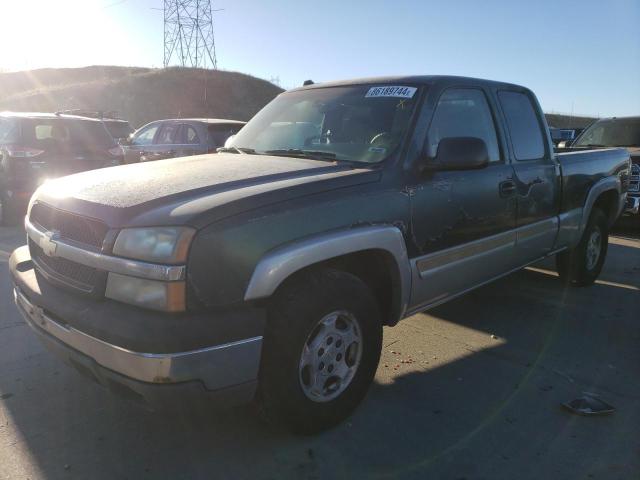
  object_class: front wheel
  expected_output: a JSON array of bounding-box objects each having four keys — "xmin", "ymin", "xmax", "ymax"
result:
[
  {"xmin": 258, "ymin": 268, "xmax": 382, "ymax": 434},
  {"xmin": 556, "ymin": 208, "xmax": 609, "ymax": 286}
]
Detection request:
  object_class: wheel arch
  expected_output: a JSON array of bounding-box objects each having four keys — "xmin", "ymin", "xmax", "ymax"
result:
[
  {"xmin": 244, "ymin": 226, "xmax": 411, "ymax": 325},
  {"xmin": 579, "ymin": 176, "xmax": 623, "ymax": 234}
]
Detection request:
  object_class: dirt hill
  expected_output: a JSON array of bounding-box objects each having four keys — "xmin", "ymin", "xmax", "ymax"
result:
[
  {"xmin": 0, "ymin": 66, "xmax": 596, "ymax": 131},
  {"xmin": 545, "ymin": 113, "xmax": 597, "ymax": 129},
  {"xmin": 0, "ymin": 66, "xmax": 283, "ymax": 128}
]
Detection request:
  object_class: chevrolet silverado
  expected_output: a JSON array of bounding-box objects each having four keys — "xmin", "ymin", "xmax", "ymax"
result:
[{"xmin": 9, "ymin": 76, "xmax": 631, "ymax": 433}]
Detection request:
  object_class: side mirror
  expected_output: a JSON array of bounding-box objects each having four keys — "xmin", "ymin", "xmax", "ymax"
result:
[
  {"xmin": 223, "ymin": 135, "xmax": 236, "ymax": 148},
  {"xmin": 557, "ymin": 140, "xmax": 572, "ymax": 148},
  {"xmin": 424, "ymin": 137, "xmax": 489, "ymax": 171}
]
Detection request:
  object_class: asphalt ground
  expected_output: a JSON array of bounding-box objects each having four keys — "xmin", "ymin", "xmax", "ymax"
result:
[{"xmin": 0, "ymin": 225, "xmax": 638, "ymax": 480}]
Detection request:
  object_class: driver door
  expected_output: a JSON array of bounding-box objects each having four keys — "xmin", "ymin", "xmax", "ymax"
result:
[
  {"xmin": 409, "ymin": 87, "xmax": 517, "ymax": 310},
  {"xmin": 125, "ymin": 122, "xmax": 160, "ymax": 164}
]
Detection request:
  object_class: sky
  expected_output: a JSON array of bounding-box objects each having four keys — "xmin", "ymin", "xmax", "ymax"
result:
[{"xmin": 1, "ymin": 0, "xmax": 638, "ymax": 117}]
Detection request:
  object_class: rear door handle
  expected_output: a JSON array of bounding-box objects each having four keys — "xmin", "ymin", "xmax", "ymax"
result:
[
  {"xmin": 528, "ymin": 177, "xmax": 544, "ymax": 186},
  {"xmin": 499, "ymin": 180, "xmax": 516, "ymax": 197}
]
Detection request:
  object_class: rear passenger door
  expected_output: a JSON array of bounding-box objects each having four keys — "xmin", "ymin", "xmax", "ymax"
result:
[
  {"xmin": 175, "ymin": 123, "xmax": 206, "ymax": 157},
  {"xmin": 497, "ymin": 90, "xmax": 559, "ymax": 261}
]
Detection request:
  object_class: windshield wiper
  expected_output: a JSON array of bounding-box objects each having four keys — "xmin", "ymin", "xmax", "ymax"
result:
[
  {"xmin": 263, "ymin": 149, "xmax": 337, "ymax": 161},
  {"xmin": 217, "ymin": 146, "xmax": 256, "ymax": 154}
]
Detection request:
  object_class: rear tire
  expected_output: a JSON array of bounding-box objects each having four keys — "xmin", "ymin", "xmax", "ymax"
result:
[
  {"xmin": 556, "ymin": 208, "xmax": 608, "ymax": 286},
  {"xmin": 258, "ymin": 268, "xmax": 382, "ymax": 434}
]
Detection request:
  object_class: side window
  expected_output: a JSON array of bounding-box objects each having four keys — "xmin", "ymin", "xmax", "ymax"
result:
[
  {"xmin": 0, "ymin": 119, "xmax": 18, "ymax": 143},
  {"xmin": 208, "ymin": 125, "xmax": 239, "ymax": 147},
  {"xmin": 498, "ymin": 91, "xmax": 545, "ymax": 161},
  {"xmin": 31, "ymin": 121, "xmax": 70, "ymax": 143},
  {"xmin": 132, "ymin": 124, "xmax": 159, "ymax": 146},
  {"xmin": 183, "ymin": 125, "xmax": 200, "ymax": 145},
  {"xmin": 156, "ymin": 123, "xmax": 181, "ymax": 145},
  {"xmin": 427, "ymin": 88, "xmax": 501, "ymax": 162}
]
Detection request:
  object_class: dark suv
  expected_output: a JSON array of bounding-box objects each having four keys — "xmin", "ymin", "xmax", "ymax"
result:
[
  {"xmin": 56, "ymin": 110, "xmax": 133, "ymax": 143},
  {"xmin": 0, "ymin": 112, "xmax": 124, "ymax": 224},
  {"xmin": 122, "ymin": 118, "xmax": 245, "ymax": 164}
]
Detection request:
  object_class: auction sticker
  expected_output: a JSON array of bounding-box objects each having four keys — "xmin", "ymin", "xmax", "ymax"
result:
[{"xmin": 365, "ymin": 86, "xmax": 417, "ymax": 98}]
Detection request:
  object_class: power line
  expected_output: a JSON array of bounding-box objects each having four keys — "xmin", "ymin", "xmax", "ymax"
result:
[{"xmin": 163, "ymin": 0, "xmax": 219, "ymax": 69}]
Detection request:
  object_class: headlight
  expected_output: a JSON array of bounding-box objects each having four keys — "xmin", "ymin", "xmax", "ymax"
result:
[
  {"xmin": 106, "ymin": 273, "xmax": 186, "ymax": 312},
  {"xmin": 113, "ymin": 227, "xmax": 195, "ymax": 264}
]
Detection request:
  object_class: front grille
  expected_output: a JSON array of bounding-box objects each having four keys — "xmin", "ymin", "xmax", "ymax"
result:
[
  {"xmin": 29, "ymin": 239, "xmax": 102, "ymax": 293},
  {"xmin": 30, "ymin": 203, "xmax": 108, "ymax": 249},
  {"xmin": 629, "ymin": 164, "xmax": 640, "ymax": 193}
]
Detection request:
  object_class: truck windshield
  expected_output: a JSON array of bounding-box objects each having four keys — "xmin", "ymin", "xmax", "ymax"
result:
[
  {"xmin": 228, "ymin": 85, "xmax": 420, "ymax": 163},
  {"xmin": 573, "ymin": 117, "xmax": 640, "ymax": 147}
]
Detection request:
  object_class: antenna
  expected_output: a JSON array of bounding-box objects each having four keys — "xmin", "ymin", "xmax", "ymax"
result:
[{"xmin": 163, "ymin": 0, "xmax": 219, "ymax": 69}]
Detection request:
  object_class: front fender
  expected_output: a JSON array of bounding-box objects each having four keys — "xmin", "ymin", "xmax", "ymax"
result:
[{"xmin": 244, "ymin": 225, "xmax": 412, "ymax": 323}]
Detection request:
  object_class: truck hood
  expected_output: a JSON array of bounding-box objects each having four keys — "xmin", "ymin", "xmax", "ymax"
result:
[{"xmin": 33, "ymin": 153, "xmax": 380, "ymax": 228}]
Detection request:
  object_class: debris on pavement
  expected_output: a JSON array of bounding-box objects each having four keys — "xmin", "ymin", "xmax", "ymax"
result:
[{"xmin": 562, "ymin": 393, "xmax": 615, "ymax": 416}]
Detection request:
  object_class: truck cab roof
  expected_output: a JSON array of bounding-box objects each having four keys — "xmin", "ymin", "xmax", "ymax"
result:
[{"xmin": 289, "ymin": 75, "xmax": 530, "ymax": 93}]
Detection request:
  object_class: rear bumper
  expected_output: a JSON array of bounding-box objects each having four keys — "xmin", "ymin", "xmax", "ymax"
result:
[{"xmin": 10, "ymin": 247, "xmax": 264, "ymax": 409}]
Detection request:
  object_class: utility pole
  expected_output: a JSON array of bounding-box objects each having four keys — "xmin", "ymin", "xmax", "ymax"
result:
[{"xmin": 163, "ymin": 0, "xmax": 218, "ymax": 69}]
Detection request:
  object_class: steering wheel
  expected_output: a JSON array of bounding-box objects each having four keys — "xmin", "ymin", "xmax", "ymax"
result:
[
  {"xmin": 369, "ymin": 132, "xmax": 394, "ymax": 145},
  {"xmin": 304, "ymin": 133, "xmax": 332, "ymax": 146}
]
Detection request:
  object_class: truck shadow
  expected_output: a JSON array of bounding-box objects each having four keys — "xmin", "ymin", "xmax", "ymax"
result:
[{"xmin": 0, "ymin": 236, "xmax": 638, "ymax": 479}]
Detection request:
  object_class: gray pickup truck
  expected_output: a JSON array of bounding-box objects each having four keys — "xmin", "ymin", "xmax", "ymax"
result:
[{"xmin": 9, "ymin": 76, "xmax": 631, "ymax": 433}]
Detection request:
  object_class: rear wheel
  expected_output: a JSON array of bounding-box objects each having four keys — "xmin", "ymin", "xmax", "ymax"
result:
[
  {"xmin": 556, "ymin": 208, "xmax": 608, "ymax": 286},
  {"xmin": 258, "ymin": 268, "xmax": 382, "ymax": 434}
]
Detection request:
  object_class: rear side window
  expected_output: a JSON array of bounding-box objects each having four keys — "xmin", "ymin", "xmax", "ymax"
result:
[
  {"xmin": 22, "ymin": 119, "xmax": 115, "ymax": 149},
  {"xmin": 69, "ymin": 121, "xmax": 115, "ymax": 148},
  {"xmin": 208, "ymin": 124, "xmax": 242, "ymax": 147},
  {"xmin": 498, "ymin": 91, "xmax": 545, "ymax": 160},
  {"xmin": 0, "ymin": 118, "xmax": 19, "ymax": 143},
  {"xmin": 103, "ymin": 120, "xmax": 132, "ymax": 139},
  {"xmin": 427, "ymin": 88, "xmax": 501, "ymax": 162},
  {"xmin": 156, "ymin": 123, "xmax": 181, "ymax": 145},
  {"xmin": 183, "ymin": 125, "xmax": 200, "ymax": 145}
]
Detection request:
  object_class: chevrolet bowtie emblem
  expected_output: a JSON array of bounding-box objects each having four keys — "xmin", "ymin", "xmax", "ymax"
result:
[{"xmin": 39, "ymin": 230, "xmax": 60, "ymax": 257}]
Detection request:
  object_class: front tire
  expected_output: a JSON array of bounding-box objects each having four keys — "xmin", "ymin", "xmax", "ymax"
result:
[
  {"xmin": 258, "ymin": 268, "xmax": 382, "ymax": 434},
  {"xmin": 556, "ymin": 208, "xmax": 608, "ymax": 286}
]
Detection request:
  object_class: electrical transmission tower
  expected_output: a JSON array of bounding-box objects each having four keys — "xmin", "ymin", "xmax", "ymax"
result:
[{"xmin": 163, "ymin": 0, "xmax": 218, "ymax": 69}]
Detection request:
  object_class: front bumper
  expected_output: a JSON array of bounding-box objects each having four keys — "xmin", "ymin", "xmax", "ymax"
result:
[
  {"xmin": 624, "ymin": 195, "xmax": 639, "ymax": 215},
  {"xmin": 10, "ymin": 246, "xmax": 264, "ymax": 409}
]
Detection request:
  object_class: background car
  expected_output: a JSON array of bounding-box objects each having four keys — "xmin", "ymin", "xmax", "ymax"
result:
[
  {"xmin": 0, "ymin": 112, "xmax": 124, "ymax": 224},
  {"xmin": 549, "ymin": 127, "xmax": 581, "ymax": 146},
  {"xmin": 567, "ymin": 115, "xmax": 640, "ymax": 220},
  {"xmin": 122, "ymin": 118, "xmax": 245, "ymax": 163},
  {"xmin": 56, "ymin": 110, "xmax": 133, "ymax": 143}
]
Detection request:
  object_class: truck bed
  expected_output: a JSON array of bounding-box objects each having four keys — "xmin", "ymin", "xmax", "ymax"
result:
[{"xmin": 556, "ymin": 147, "xmax": 630, "ymax": 215}]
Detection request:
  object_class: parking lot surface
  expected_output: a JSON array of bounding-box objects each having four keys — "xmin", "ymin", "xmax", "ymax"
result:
[{"xmin": 1, "ymin": 226, "xmax": 639, "ymax": 480}]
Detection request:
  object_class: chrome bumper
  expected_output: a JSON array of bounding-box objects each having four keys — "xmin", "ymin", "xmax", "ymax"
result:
[
  {"xmin": 14, "ymin": 288, "xmax": 262, "ymax": 391},
  {"xmin": 624, "ymin": 195, "xmax": 640, "ymax": 215}
]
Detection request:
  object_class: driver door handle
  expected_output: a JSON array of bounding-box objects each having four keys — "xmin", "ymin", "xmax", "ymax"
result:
[{"xmin": 499, "ymin": 180, "xmax": 516, "ymax": 197}]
